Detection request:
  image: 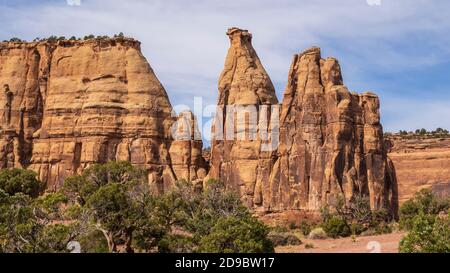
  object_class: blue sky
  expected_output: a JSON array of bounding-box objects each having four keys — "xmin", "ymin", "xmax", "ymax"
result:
[{"xmin": 1, "ymin": 0, "xmax": 450, "ymax": 134}]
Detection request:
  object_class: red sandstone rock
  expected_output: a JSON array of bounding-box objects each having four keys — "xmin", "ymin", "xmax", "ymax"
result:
[{"xmin": 0, "ymin": 38, "xmax": 203, "ymax": 191}]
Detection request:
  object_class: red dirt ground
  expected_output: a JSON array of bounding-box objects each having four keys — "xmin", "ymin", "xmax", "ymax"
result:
[{"xmin": 276, "ymin": 232, "xmax": 406, "ymax": 253}]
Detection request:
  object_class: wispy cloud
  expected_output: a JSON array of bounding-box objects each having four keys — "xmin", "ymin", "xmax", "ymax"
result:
[{"xmin": 1, "ymin": 0, "xmax": 450, "ymax": 131}]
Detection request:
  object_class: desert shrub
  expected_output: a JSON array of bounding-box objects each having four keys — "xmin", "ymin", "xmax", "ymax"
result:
[
  {"xmin": 320, "ymin": 195, "xmax": 394, "ymax": 238},
  {"xmin": 198, "ymin": 215, "xmax": 274, "ymax": 253},
  {"xmin": 0, "ymin": 191, "xmax": 76, "ymax": 253},
  {"xmin": 272, "ymin": 225, "xmax": 289, "ymax": 233},
  {"xmin": 158, "ymin": 235, "xmax": 197, "ymax": 253},
  {"xmin": 399, "ymin": 190, "xmax": 450, "ymax": 253},
  {"xmin": 399, "ymin": 211, "xmax": 450, "ymax": 253},
  {"xmin": 9, "ymin": 37, "xmax": 23, "ymax": 42},
  {"xmin": 322, "ymin": 215, "xmax": 351, "ymax": 238},
  {"xmin": 289, "ymin": 221, "xmax": 297, "ymax": 230},
  {"xmin": 300, "ymin": 221, "xmax": 312, "ymax": 236},
  {"xmin": 268, "ymin": 232, "xmax": 301, "ymax": 247},
  {"xmin": 0, "ymin": 168, "xmax": 43, "ymax": 198},
  {"xmin": 151, "ymin": 179, "xmax": 274, "ymax": 253},
  {"xmin": 305, "ymin": 243, "xmax": 314, "ymax": 249},
  {"xmin": 178, "ymin": 179, "xmax": 249, "ymax": 242},
  {"xmin": 308, "ymin": 228, "xmax": 327, "ymax": 240},
  {"xmin": 47, "ymin": 35, "xmax": 58, "ymax": 42},
  {"xmin": 76, "ymin": 230, "xmax": 109, "ymax": 253},
  {"xmin": 399, "ymin": 189, "xmax": 450, "ymax": 230},
  {"xmin": 63, "ymin": 161, "xmax": 170, "ymax": 253}
]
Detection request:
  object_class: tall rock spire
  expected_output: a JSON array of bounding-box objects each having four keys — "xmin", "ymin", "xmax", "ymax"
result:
[{"xmin": 217, "ymin": 28, "xmax": 278, "ymax": 106}]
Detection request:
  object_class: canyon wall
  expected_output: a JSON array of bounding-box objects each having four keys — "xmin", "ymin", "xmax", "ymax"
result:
[
  {"xmin": 0, "ymin": 38, "xmax": 206, "ymax": 191},
  {"xmin": 387, "ymin": 136, "xmax": 450, "ymax": 204}
]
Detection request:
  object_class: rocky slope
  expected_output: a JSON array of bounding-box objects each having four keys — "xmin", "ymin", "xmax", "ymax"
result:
[
  {"xmin": 386, "ymin": 136, "xmax": 450, "ymax": 204},
  {"xmin": 0, "ymin": 38, "xmax": 206, "ymax": 190},
  {"xmin": 210, "ymin": 29, "xmax": 398, "ymax": 215}
]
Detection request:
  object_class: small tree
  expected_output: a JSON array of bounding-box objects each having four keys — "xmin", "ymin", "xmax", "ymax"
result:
[
  {"xmin": 0, "ymin": 190, "xmax": 78, "ymax": 253},
  {"xmin": 63, "ymin": 161, "xmax": 172, "ymax": 253},
  {"xmin": 0, "ymin": 169, "xmax": 43, "ymax": 198},
  {"xmin": 9, "ymin": 37, "xmax": 23, "ymax": 42},
  {"xmin": 83, "ymin": 34, "xmax": 95, "ymax": 40},
  {"xmin": 399, "ymin": 211, "xmax": 449, "ymax": 253},
  {"xmin": 399, "ymin": 189, "xmax": 449, "ymax": 230},
  {"xmin": 321, "ymin": 195, "xmax": 392, "ymax": 238},
  {"xmin": 199, "ymin": 215, "xmax": 274, "ymax": 253},
  {"xmin": 180, "ymin": 179, "xmax": 248, "ymax": 242}
]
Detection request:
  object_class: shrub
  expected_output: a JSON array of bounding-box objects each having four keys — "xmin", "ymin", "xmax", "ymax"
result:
[
  {"xmin": 0, "ymin": 190, "xmax": 73, "ymax": 253},
  {"xmin": 63, "ymin": 161, "xmax": 168, "ymax": 253},
  {"xmin": 158, "ymin": 235, "xmax": 197, "ymax": 253},
  {"xmin": 47, "ymin": 35, "xmax": 58, "ymax": 42},
  {"xmin": 305, "ymin": 243, "xmax": 314, "ymax": 249},
  {"xmin": 308, "ymin": 228, "xmax": 327, "ymax": 240},
  {"xmin": 399, "ymin": 211, "xmax": 450, "ymax": 253},
  {"xmin": 320, "ymin": 195, "xmax": 394, "ymax": 237},
  {"xmin": 198, "ymin": 215, "xmax": 274, "ymax": 253},
  {"xmin": 399, "ymin": 189, "xmax": 449, "ymax": 230},
  {"xmin": 77, "ymin": 230, "xmax": 109, "ymax": 253},
  {"xmin": 272, "ymin": 225, "xmax": 289, "ymax": 233},
  {"xmin": 268, "ymin": 232, "xmax": 301, "ymax": 247},
  {"xmin": 289, "ymin": 221, "xmax": 297, "ymax": 230},
  {"xmin": 300, "ymin": 221, "xmax": 312, "ymax": 236},
  {"xmin": 9, "ymin": 37, "xmax": 23, "ymax": 42},
  {"xmin": 0, "ymin": 168, "xmax": 43, "ymax": 198},
  {"xmin": 322, "ymin": 215, "xmax": 351, "ymax": 238}
]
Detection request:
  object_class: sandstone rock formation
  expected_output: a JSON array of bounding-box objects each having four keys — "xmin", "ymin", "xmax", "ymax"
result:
[
  {"xmin": 0, "ymin": 38, "xmax": 203, "ymax": 190},
  {"xmin": 268, "ymin": 47, "xmax": 397, "ymax": 214},
  {"xmin": 386, "ymin": 136, "xmax": 450, "ymax": 204},
  {"xmin": 210, "ymin": 29, "xmax": 398, "ymax": 216},
  {"xmin": 209, "ymin": 28, "xmax": 279, "ymax": 208},
  {"xmin": 170, "ymin": 111, "xmax": 207, "ymax": 183},
  {"xmin": 1, "ymin": 29, "xmax": 399, "ymax": 216}
]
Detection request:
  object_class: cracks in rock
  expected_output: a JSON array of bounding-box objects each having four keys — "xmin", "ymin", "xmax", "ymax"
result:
[{"xmin": 56, "ymin": 55, "xmax": 72, "ymax": 66}]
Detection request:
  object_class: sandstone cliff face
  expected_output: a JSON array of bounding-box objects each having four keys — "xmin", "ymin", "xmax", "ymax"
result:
[
  {"xmin": 0, "ymin": 42, "xmax": 48, "ymax": 169},
  {"xmin": 210, "ymin": 29, "xmax": 398, "ymax": 215},
  {"xmin": 209, "ymin": 28, "xmax": 279, "ymax": 208},
  {"xmin": 268, "ymin": 47, "xmax": 397, "ymax": 213},
  {"xmin": 170, "ymin": 111, "xmax": 207, "ymax": 183},
  {"xmin": 387, "ymin": 137, "xmax": 450, "ymax": 204},
  {"xmin": 0, "ymin": 38, "xmax": 203, "ymax": 190}
]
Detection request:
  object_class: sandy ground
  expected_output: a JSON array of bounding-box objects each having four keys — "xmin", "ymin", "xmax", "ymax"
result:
[{"xmin": 276, "ymin": 232, "xmax": 406, "ymax": 253}]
